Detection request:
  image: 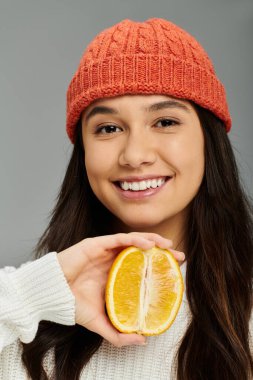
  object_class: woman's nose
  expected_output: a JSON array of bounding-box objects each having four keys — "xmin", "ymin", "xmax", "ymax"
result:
[{"xmin": 118, "ymin": 130, "xmax": 157, "ymax": 168}]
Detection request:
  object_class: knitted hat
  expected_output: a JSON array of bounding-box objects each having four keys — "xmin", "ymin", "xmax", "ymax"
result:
[{"xmin": 66, "ymin": 18, "xmax": 231, "ymax": 143}]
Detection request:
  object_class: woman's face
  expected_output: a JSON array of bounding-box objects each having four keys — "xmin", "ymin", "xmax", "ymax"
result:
[{"xmin": 82, "ymin": 94, "xmax": 204, "ymax": 239}]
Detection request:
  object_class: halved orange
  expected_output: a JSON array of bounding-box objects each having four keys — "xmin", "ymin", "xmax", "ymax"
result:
[{"xmin": 105, "ymin": 246, "xmax": 184, "ymax": 336}]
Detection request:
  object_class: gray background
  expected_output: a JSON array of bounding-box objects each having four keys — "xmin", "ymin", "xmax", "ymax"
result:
[{"xmin": 0, "ymin": 0, "xmax": 252, "ymax": 266}]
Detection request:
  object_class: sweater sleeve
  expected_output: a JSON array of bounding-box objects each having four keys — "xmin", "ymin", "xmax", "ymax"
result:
[{"xmin": 0, "ymin": 252, "xmax": 75, "ymax": 353}]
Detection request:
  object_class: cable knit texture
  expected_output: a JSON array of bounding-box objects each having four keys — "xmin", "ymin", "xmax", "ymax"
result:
[
  {"xmin": 66, "ymin": 18, "xmax": 231, "ymax": 143},
  {"xmin": 0, "ymin": 253, "xmax": 75, "ymax": 353}
]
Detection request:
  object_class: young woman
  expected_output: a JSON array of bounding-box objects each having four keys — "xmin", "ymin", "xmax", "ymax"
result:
[{"xmin": 0, "ymin": 18, "xmax": 252, "ymax": 380}]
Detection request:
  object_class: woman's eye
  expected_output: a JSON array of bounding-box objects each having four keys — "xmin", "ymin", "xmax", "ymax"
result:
[
  {"xmin": 95, "ymin": 125, "xmax": 122, "ymax": 134},
  {"xmin": 155, "ymin": 119, "xmax": 179, "ymax": 128}
]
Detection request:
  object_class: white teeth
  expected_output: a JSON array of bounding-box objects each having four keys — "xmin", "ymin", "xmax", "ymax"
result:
[
  {"xmin": 139, "ymin": 181, "xmax": 147, "ymax": 190},
  {"xmin": 151, "ymin": 179, "xmax": 157, "ymax": 188},
  {"xmin": 122, "ymin": 181, "xmax": 129, "ymax": 191},
  {"xmin": 119, "ymin": 178, "xmax": 166, "ymax": 191},
  {"xmin": 132, "ymin": 182, "xmax": 140, "ymax": 191}
]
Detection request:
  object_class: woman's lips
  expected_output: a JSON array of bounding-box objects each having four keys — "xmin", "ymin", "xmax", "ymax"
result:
[{"xmin": 113, "ymin": 176, "xmax": 171, "ymax": 200}]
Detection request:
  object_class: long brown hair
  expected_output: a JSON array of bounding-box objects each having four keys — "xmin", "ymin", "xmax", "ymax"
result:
[{"xmin": 22, "ymin": 105, "xmax": 253, "ymax": 379}]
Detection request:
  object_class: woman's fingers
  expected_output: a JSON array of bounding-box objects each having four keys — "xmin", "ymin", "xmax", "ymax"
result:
[
  {"xmin": 86, "ymin": 314, "xmax": 147, "ymax": 347},
  {"xmin": 96, "ymin": 233, "xmax": 184, "ymax": 262},
  {"xmin": 97, "ymin": 232, "xmax": 173, "ymax": 252},
  {"xmin": 129, "ymin": 232, "xmax": 173, "ymax": 248}
]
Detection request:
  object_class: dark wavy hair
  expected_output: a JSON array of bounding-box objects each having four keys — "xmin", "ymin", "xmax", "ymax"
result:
[{"xmin": 21, "ymin": 104, "xmax": 253, "ymax": 380}]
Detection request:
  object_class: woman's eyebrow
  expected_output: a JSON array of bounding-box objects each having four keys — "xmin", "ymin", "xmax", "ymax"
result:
[
  {"xmin": 85, "ymin": 106, "xmax": 118, "ymax": 123},
  {"xmin": 146, "ymin": 100, "xmax": 190, "ymax": 113},
  {"xmin": 85, "ymin": 100, "xmax": 190, "ymax": 123}
]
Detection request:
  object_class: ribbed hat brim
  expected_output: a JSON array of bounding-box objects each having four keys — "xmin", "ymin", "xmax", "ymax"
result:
[{"xmin": 67, "ymin": 54, "xmax": 231, "ymax": 143}]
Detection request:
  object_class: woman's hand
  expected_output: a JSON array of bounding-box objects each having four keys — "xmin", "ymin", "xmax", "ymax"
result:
[{"xmin": 57, "ymin": 233, "xmax": 185, "ymax": 347}]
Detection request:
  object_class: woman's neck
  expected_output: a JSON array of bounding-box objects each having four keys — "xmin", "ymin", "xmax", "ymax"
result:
[{"xmin": 110, "ymin": 208, "xmax": 189, "ymax": 253}]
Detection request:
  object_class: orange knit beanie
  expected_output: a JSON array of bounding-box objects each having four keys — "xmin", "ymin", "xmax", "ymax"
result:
[{"xmin": 66, "ymin": 18, "xmax": 231, "ymax": 143}]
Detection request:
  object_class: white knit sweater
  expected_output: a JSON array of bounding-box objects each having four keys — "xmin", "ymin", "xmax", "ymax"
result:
[{"xmin": 0, "ymin": 253, "xmax": 251, "ymax": 379}]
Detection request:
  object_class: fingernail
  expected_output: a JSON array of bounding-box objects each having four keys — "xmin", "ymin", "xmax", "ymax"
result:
[
  {"xmin": 136, "ymin": 341, "xmax": 148, "ymax": 346},
  {"xmin": 170, "ymin": 248, "xmax": 185, "ymax": 260},
  {"xmin": 177, "ymin": 252, "xmax": 185, "ymax": 260},
  {"xmin": 164, "ymin": 240, "xmax": 173, "ymax": 248},
  {"xmin": 180, "ymin": 252, "xmax": 185, "ymax": 260},
  {"xmin": 136, "ymin": 339, "xmax": 147, "ymax": 345}
]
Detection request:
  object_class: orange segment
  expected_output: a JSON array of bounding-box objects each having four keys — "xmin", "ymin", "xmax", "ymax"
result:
[
  {"xmin": 113, "ymin": 249, "xmax": 143, "ymax": 328},
  {"xmin": 105, "ymin": 246, "xmax": 184, "ymax": 336}
]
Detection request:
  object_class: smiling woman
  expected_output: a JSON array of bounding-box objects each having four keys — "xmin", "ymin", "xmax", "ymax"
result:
[
  {"xmin": 82, "ymin": 95, "xmax": 204, "ymax": 238},
  {"xmin": 1, "ymin": 18, "xmax": 253, "ymax": 380}
]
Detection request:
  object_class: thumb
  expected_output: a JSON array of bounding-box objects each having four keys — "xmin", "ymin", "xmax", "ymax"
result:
[{"xmin": 86, "ymin": 314, "xmax": 147, "ymax": 348}]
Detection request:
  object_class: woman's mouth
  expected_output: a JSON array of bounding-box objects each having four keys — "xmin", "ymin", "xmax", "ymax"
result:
[
  {"xmin": 119, "ymin": 177, "xmax": 166, "ymax": 191},
  {"xmin": 113, "ymin": 176, "xmax": 172, "ymax": 199}
]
